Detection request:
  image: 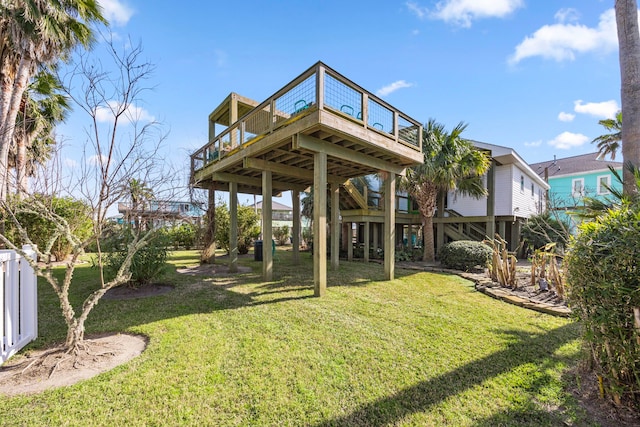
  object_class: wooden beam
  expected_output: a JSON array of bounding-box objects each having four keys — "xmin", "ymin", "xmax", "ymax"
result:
[
  {"xmin": 314, "ymin": 152, "xmax": 327, "ymax": 296},
  {"xmin": 243, "ymin": 157, "xmax": 347, "ymax": 185},
  {"xmin": 294, "ymin": 134, "xmax": 405, "ymax": 175},
  {"xmin": 209, "ymin": 172, "xmax": 308, "ymax": 192},
  {"xmin": 331, "ymin": 182, "xmax": 340, "ymax": 270},
  {"xmin": 364, "ymin": 221, "xmax": 370, "ymax": 263},
  {"xmin": 262, "ymin": 171, "xmax": 273, "ymax": 281},
  {"xmin": 292, "ymin": 190, "xmax": 300, "ymax": 264},
  {"xmin": 229, "ymin": 182, "xmax": 238, "ymax": 273},
  {"xmin": 384, "ymin": 173, "xmax": 396, "ymax": 280}
]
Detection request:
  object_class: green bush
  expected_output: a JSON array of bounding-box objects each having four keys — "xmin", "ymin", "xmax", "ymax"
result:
[
  {"xmin": 273, "ymin": 226, "xmax": 290, "ymax": 246},
  {"xmin": 565, "ymin": 205, "xmax": 640, "ymax": 408},
  {"xmin": 439, "ymin": 240, "xmax": 492, "ymax": 271},
  {"xmin": 103, "ymin": 227, "xmax": 169, "ymax": 288},
  {"xmin": 4, "ymin": 194, "xmax": 93, "ymax": 261},
  {"xmin": 214, "ymin": 203, "xmax": 260, "ymax": 255},
  {"xmin": 522, "ymin": 212, "xmax": 570, "ymax": 251},
  {"xmin": 167, "ymin": 223, "xmax": 197, "ymax": 249}
]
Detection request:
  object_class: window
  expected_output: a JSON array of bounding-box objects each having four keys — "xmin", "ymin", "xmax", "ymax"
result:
[
  {"xmin": 531, "ymin": 183, "xmax": 534, "ymax": 197},
  {"xmin": 520, "ymin": 175, "xmax": 525, "ymax": 193},
  {"xmin": 597, "ymin": 175, "xmax": 611, "ymax": 195},
  {"xmin": 572, "ymin": 178, "xmax": 584, "ymax": 197}
]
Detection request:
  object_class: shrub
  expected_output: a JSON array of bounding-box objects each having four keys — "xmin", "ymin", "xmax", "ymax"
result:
[
  {"xmin": 273, "ymin": 226, "xmax": 290, "ymax": 246},
  {"xmin": 168, "ymin": 223, "xmax": 197, "ymax": 249},
  {"xmin": 565, "ymin": 205, "xmax": 640, "ymax": 408},
  {"xmin": 439, "ymin": 240, "xmax": 492, "ymax": 271},
  {"xmin": 522, "ymin": 212, "xmax": 571, "ymax": 252},
  {"xmin": 4, "ymin": 194, "xmax": 92, "ymax": 261},
  {"xmin": 214, "ymin": 202, "xmax": 260, "ymax": 255},
  {"xmin": 103, "ymin": 227, "xmax": 170, "ymax": 288}
]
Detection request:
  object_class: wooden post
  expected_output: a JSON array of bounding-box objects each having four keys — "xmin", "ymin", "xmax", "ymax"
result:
[
  {"xmin": 384, "ymin": 173, "xmax": 396, "ymax": 280},
  {"xmin": 364, "ymin": 221, "xmax": 370, "ymax": 262},
  {"xmin": 347, "ymin": 222, "xmax": 353, "ymax": 261},
  {"xmin": 331, "ymin": 182, "xmax": 340, "ymax": 270},
  {"xmin": 201, "ymin": 185, "xmax": 216, "ymax": 264},
  {"xmin": 373, "ymin": 223, "xmax": 379, "ymax": 253},
  {"xmin": 292, "ymin": 190, "xmax": 300, "ymax": 264},
  {"xmin": 436, "ymin": 191, "xmax": 445, "ymax": 253},
  {"xmin": 229, "ymin": 182, "xmax": 238, "ymax": 273},
  {"xmin": 314, "ymin": 152, "xmax": 327, "ymax": 296},
  {"xmin": 486, "ymin": 160, "xmax": 496, "ymax": 239},
  {"xmin": 262, "ymin": 171, "xmax": 273, "ymax": 281}
]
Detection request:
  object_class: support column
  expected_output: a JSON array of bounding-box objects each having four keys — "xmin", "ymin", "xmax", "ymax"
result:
[
  {"xmin": 347, "ymin": 222, "xmax": 353, "ymax": 261},
  {"xmin": 229, "ymin": 182, "xmax": 238, "ymax": 273},
  {"xmin": 292, "ymin": 190, "xmax": 300, "ymax": 264},
  {"xmin": 384, "ymin": 173, "xmax": 396, "ymax": 280},
  {"xmin": 364, "ymin": 221, "xmax": 370, "ymax": 262},
  {"xmin": 486, "ymin": 160, "xmax": 496, "ymax": 240},
  {"xmin": 201, "ymin": 185, "xmax": 216, "ymax": 263},
  {"xmin": 498, "ymin": 221, "xmax": 506, "ymax": 244},
  {"xmin": 262, "ymin": 171, "xmax": 273, "ymax": 281},
  {"xmin": 373, "ymin": 223, "xmax": 379, "ymax": 253},
  {"xmin": 436, "ymin": 191, "xmax": 445, "ymax": 254},
  {"xmin": 313, "ymin": 152, "xmax": 327, "ymax": 296},
  {"xmin": 331, "ymin": 182, "xmax": 340, "ymax": 270}
]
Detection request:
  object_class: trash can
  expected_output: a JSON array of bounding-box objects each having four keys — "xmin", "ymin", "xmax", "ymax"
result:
[{"xmin": 254, "ymin": 240, "xmax": 263, "ymax": 261}]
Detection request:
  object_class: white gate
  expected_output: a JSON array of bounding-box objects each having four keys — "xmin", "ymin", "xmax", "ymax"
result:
[{"xmin": 1, "ymin": 246, "xmax": 37, "ymax": 365}]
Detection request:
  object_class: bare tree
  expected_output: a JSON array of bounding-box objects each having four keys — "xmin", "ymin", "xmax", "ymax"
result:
[{"xmin": 0, "ymin": 36, "xmax": 177, "ymax": 356}]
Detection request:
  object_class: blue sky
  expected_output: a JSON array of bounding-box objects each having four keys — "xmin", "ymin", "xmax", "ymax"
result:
[{"xmin": 58, "ymin": 0, "xmax": 621, "ymax": 206}]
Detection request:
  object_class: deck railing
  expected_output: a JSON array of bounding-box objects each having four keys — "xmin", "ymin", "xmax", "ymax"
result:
[{"xmin": 191, "ymin": 62, "xmax": 422, "ymax": 172}]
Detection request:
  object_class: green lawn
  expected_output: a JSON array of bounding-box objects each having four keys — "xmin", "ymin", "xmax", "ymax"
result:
[{"xmin": 0, "ymin": 249, "xmax": 593, "ymax": 426}]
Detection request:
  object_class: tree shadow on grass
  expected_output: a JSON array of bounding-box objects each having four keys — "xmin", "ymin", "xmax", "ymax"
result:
[{"xmin": 313, "ymin": 323, "xmax": 583, "ymax": 427}]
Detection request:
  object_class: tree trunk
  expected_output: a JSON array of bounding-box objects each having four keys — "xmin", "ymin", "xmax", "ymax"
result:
[
  {"xmin": 201, "ymin": 186, "xmax": 216, "ymax": 263},
  {"xmin": 15, "ymin": 134, "xmax": 28, "ymax": 196},
  {"xmin": 616, "ymin": 0, "xmax": 640, "ymax": 195},
  {"xmin": 0, "ymin": 57, "xmax": 31, "ymax": 201},
  {"xmin": 422, "ymin": 215, "xmax": 435, "ymax": 262}
]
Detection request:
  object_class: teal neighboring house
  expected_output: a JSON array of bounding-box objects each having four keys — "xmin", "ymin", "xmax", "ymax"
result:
[{"xmin": 529, "ymin": 152, "xmax": 623, "ymax": 230}]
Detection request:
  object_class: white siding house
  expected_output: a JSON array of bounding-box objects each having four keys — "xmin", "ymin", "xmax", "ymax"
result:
[{"xmin": 446, "ymin": 142, "xmax": 547, "ymax": 219}]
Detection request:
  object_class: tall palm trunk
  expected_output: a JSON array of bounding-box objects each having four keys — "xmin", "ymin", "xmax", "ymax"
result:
[
  {"xmin": 616, "ymin": 0, "xmax": 640, "ymax": 195},
  {"xmin": 0, "ymin": 58, "xmax": 31, "ymax": 201}
]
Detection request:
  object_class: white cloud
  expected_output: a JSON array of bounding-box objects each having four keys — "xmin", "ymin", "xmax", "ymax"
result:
[
  {"xmin": 95, "ymin": 100, "xmax": 155, "ymax": 124},
  {"xmin": 376, "ymin": 80, "xmax": 413, "ymax": 97},
  {"xmin": 88, "ymin": 154, "xmax": 109, "ymax": 166},
  {"xmin": 547, "ymin": 131, "xmax": 589, "ymax": 149},
  {"xmin": 554, "ymin": 8, "xmax": 580, "ymax": 24},
  {"xmin": 524, "ymin": 140, "xmax": 543, "ymax": 147},
  {"xmin": 574, "ymin": 99, "xmax": 619, "ymax": 119},
  {"xmin": 558, "ymin": 112, "xmax": 575, "ymax": 122},
  {"xmin": 98, "ymin": 0, "xmax": 134, "ymax": 26},
  {"xmin": 431, "ymin": 0, "xmax": 524, "ymax": 28},
  {"xmin": 406, "ymin": 1, "xmax": 427, "ymax": 19},
  {"xmin": 509, "ymin": 8, "xmax": 617, "ymax": 65},
  {"xmin": 63, "ymin": 158, "xmax": 79, "ymax": 168}
]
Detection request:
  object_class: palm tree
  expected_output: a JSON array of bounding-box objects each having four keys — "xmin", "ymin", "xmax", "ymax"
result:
[
  {"xmin": 127, "ymin": 178, "xmax": 154, "ymax": 230},
  {"xmin": 0, "ymin": 0, "xmax": 105, "ymax": 201},
  {"xmin": 400, "ymin": 119, "xmax": 490, "ymax": 262},
  {"xmin": 616, "ymin": 0, "xmax": 640, "ymax": 195},
  {"xmin": 9, "ymin": 70, "xmax": 69, "ymax": 196},
  {"xmin": 592, "ymin": 111, "xmax": 622, "ymax": 160}
]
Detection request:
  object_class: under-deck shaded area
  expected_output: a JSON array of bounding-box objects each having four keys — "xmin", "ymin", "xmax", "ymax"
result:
[{"xmin": 190, "ymin": 62, "xmax": 423, "ymax": 295}]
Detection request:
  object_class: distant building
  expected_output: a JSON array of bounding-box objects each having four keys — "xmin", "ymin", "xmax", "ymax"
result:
[
  {"xmin": 117, "ymin": 200, "xmax": 204, "ymax": 228},
  {"xmin": 251, "ymin": 200, "xmax": 293, "ymax": 229},
  {"xmin": 529, "ymin": 152, "xmax": 623, "ymax": 230}
]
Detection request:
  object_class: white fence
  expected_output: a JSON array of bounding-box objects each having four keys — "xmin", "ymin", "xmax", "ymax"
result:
[{"xmin": 1, "ymin": 246, "xmax": 37, "ymax": 365}]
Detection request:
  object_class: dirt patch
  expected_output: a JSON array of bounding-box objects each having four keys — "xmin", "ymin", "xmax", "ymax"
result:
[
  {"xmin": 0, "ymin": 333, "xmax": 147, "ymax": 396},
  {"xmin": 104, "ymin": 283, "xmax": 174, "ymax": 300}
]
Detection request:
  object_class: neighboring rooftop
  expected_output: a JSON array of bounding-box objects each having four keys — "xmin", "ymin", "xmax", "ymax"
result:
[{"xmin": 529, "ymin": 152, "xmax": 623, "ymax": 178}]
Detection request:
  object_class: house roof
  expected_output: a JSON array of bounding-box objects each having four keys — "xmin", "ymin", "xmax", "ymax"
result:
[
  {"xmin": 529, "ymin": 152, "xmax": 623, "ymax": 178},
  {"xmin": 252, "ymin": 200, "xmax": 292, "ymax": 211},
  {"xmin": 469, "ymin": 140, "xmax": 550, "ymax": 189}
]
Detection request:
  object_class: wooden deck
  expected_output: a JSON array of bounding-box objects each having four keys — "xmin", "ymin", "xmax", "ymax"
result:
[
  {"xmin": 191, "ymin": 62, "xmax": 423, "ymax": 193},
  {"xmin": 190, "ymin": 62, "xmax": 424, "ymax": 296}
]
